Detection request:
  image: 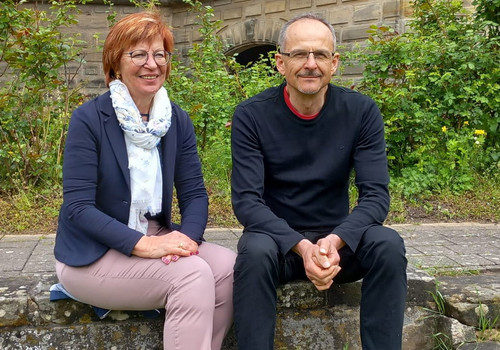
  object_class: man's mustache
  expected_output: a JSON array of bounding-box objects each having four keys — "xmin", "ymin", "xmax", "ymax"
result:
[{"xmin": 298, "ymin": 72, "xmax": 322, "ymax": 78}]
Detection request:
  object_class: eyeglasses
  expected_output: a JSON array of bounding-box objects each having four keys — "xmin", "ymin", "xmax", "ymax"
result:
[
  {"xmin": 280, "ymin": 50, "xmax": 334, "ymax": 63},
  {"xmin": 125, "ymin": 49, "xmax": 172, "ymax": 66}
]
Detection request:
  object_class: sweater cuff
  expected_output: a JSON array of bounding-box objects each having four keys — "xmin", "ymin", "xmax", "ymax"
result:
[{"xmin": 180, "ymin": 222, "xmax": 205, "ymax": 243}]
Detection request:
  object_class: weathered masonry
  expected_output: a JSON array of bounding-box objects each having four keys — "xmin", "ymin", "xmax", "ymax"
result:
[{"xmin": 19, "ymin": 0, "xmax": 421, "ymax": 94}]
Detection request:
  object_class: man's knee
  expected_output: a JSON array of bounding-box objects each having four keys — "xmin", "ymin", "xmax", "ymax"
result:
[
  {"xmin": 367, "ymin": 225, "xmax": 404, "ymax": 251},
  {"xmin": 235, "ymin": 232, "xmax": 280, "ymax": 276},
  {"xmin": 362, "ymin": 226, "xmax": 406, "ymax": 269}
]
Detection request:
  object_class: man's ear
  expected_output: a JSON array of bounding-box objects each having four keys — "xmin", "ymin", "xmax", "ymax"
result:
[
  {"xmin": 275, "ymin": 53, "xmax": 286, "ymax": 76},
  {"xmin": 331, "ymin": 52, "xmax": 340, "ymax": 76}
]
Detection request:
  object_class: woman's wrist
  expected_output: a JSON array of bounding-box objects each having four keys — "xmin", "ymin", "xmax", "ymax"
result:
[{"xmin": 132, "ymin": 236, "xmax": 154, "ymax": 258}]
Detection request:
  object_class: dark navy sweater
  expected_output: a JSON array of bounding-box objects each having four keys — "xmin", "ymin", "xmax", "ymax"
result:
[{"xmin": 231, "ymin": 83, "xmax": 390, "ymax": 255}]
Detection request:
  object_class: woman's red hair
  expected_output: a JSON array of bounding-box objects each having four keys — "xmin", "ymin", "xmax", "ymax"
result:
[{"xmin": 102, "ymin": 11, "xmax": 174, "ymax": 87}]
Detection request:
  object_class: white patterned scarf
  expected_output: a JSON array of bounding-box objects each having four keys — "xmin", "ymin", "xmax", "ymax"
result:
[{"xmin": 109, "ymin": 79, "xmax": 172, "ymax": 234}]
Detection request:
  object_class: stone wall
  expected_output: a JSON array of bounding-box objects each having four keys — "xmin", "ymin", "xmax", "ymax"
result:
[{"xmin": 16, "ymin": 0, "xmax": 415, "ymax": 95}]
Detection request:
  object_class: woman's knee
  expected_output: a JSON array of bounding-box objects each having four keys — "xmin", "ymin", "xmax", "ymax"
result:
[{"xmin": 166, "ymin": 258, "xmax": 216, "ymax": 307}]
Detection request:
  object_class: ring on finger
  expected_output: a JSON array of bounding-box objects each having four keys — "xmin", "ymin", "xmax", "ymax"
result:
[{"xmin": 178, "ymin": 242, "xmax": 184, "ymax": 249}]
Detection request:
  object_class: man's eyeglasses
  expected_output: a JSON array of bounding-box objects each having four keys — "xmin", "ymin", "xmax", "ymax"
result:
[
  {"xmin": 280, "ymin": 50, "xmax": 334, "ymax": 63},
  {"xmin": 125, "ymin": 50, "xmax": 172, "ymax": 66}
]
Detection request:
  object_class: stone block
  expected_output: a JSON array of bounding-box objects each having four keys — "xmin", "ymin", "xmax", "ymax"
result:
[
  {"xmin": 264, "ymin": 1, "xmax": 286, "ymax": 14},
  {"xmin": 290, "ymin": 0, "xmax": 313, "ymax": 10},
  {"xmin": 214, "ymin": 0, "xmax": 232, "ymax": 6},
  {"xmin": 223, "ymin": 7, "xmax": 243, "ymax": 20},
  {"xmin": 184, "ymin": 13, "xmax": 197, "ymax": 26},
  {"xmin": 353, "ymin": 3, "xmax": 380, "ymax": 23},
  {"xmin": 460, "ymin": 343, "xmax": 500, "ymax": 350},
  {"xmin": 407, "ymin": 254, "xmax": 460, "ymax": 270},
  {"xmin": 278, "ymin": 281, "xmax": 326, "ymax": 309},
  {"xmin": 436, "ymin": 315, "xmax": 477, "ymax": 347},
  {"xmin": 317, "ymin": 0, "xmax": 337, "ymax": 6},
  {"xmin": 0, "ymin": 236, "xmax": 38, "ymax": 276},
  {"xmin": 77, "ymin": 13, "xmax": 109, "ymax": 30},
  {"xmin": 326, "ymin": 5, "xmax": 353, "ymax": 25},
  {"xmin": 276, "ymin": 306, "xmax": 361, "ymax": 350},
  {"xmin": 401, "ymin": 0, "xmax": 413, "ymax": 17},
  {"xmin": 204, "ymin": 229, "xmax": 240, "ymax": 252},
  {"xmin": 244, "ymin": 3, "xmax": 262, "ymax": 17},
  {"xmin": 93, "ymin": 4, "xmax": 111, "ymax": 14},
  {"xmin": 413, "ymin": 245, "xmax": 461, "ymax": 256},
  {"xmin": 173, "ymin": 28, "xmax": 189, "ymax": 44},
  {"xmin": 448, "ymin": 253, "xmax": 497, "ymax": 269},
  {"xmin": 84, "ymin": 65, "xmax": 100, "ymax": 76},
  {"xmin": 339, "ymin": 65, "xmax": 364, "ymax": 79},
  {"xmin": 191, "ymin": 30, "xmax": 202, "ymax": 43},
  {"xmin": 402, "ymin": 307, "xmax": 437, "ymax": 350},
  {"xmin": 439, "ymin": 273, "xmax": 500, "ymax": 328},
  {"xmin": 383, "ymin": 0, "xmax": 399, "ymax": 18},
  {"xmin": 171, "ymin": 12, "xmax": 186, "ymax": 27},
  {"xmin": 481, "ymin": 253, "xmax": 500, "ymax": 265},
  {"xmin": 84, "ymin": 78, "xmax": 106, "ymax": 90},
  {"xmin": 82, "ymin": 51, "xmax": 102, "ymax": 63},
  {"xmin": 341, "ymin": 25, "xmax": 372, "ymax": 41},
  {"xmin": 0, "ymin": 320, "xmax": 164, "ymax": 350}
]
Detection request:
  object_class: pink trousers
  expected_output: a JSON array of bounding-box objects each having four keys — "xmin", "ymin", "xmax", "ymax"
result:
[{"xmin": 56, "ymin": 222, "xmax": 236, "ymax": 350}]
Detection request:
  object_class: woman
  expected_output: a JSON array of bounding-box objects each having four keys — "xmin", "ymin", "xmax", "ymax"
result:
[{"xmin": 54, "ymin": 11, "xmax": 236, "ymax": 350}]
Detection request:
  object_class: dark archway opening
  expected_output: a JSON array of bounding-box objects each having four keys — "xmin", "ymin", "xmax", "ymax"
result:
[{"xmin": 233, "ymin": 44, "xmax": 277, "ymax": 67}]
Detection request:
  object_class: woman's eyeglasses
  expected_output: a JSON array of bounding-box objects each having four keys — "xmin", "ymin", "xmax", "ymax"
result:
[{"xmin": 125, "ymin": 50, "xmax": 172, "ymax": 66}]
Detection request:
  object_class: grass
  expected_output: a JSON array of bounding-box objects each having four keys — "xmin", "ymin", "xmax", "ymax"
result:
[
  {"xmin": 421, "ymin": 267, "xmax": 481, "ymax": 278},
  {"xmin": 477, "ymin": 300, "xmax": 499, "ymax": 341},
  {"xmin": 0, "ymin": 174, "xmax": 499, "ymax": 235},
  {"xmin": 0, "ymin": 187, "xmax": 61, "ymax": 235},
  {"xmin": 387, "ymin": 175, "xmax": 500, "ymax": 224}
]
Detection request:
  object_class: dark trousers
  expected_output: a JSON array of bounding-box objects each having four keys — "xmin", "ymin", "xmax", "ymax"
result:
[{"xmin": 232, "ymin": 225, "xmax": 408, "ymax": 350}]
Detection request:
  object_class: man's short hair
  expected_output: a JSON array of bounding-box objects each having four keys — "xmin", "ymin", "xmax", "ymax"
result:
[{"xmin": 278, "ymin": 13, "xmax": 337, "ymax": 52}]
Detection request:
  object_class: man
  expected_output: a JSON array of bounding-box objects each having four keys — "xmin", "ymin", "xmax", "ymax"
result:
[{"xmin": 230, "ymin": 13, "xmax": 407, "ymax": 350}]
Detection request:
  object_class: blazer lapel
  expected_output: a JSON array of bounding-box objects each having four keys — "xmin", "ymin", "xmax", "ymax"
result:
[
  {"xmin": 160, "ymin": 108, "xmax": 178, "ymax": 221},
  {"xmin": 96, "ymin": 93, "xmax": 131, "ymax": 188}
]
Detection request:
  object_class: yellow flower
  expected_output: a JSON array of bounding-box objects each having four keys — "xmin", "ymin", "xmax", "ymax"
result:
[
  {"xmin": 442, "ymin": 126, "xmax": 447, "ymax": 133},
  {"xmin": 464, "ymin": 121, "xmax": 469, "ymax": 126},
  {"xmin": 474, "ymin": 129, "xmax": 486, "ymax": 135}
]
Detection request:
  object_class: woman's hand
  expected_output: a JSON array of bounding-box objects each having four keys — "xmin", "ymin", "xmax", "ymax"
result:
[
  {"xmin": 132, "ymin": 230, "xmax": 199, "ymax": 262},
  {"xmin": 160, "ymin": 230, "xmax": 200, "ymax": 265}
]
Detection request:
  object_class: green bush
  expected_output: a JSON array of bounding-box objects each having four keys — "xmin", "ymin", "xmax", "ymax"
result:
[
  {"xmin": 1, "ymin": 0, "xmax": 498, "ymax": 211},
  {"xmin": 343, "ymin": 0, "xmax": 499, "ymax": 196},
  {"xmin": 0, "ymin": 0, "xmax": 85, "ymax": 192},
  {"xmin": 168, "ymin": 0, "xmax": 282, "ymax": 197}
]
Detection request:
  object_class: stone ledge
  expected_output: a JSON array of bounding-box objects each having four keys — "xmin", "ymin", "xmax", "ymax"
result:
[
  {"xmin": 0, "ymin": 266, "xmax": 443, "ymax": 349},
  {"xmin": 0, "ymin": 266, "xmax": 435, "ymax": 328},
  {"xmin": 2, "ymin": 265, "xmax": 497, "ymax": 349}
]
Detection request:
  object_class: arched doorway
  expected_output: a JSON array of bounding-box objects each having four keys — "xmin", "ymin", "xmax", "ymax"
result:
[
  {"xmin": 231, "ymin": 44, "xmax": 277, "ymax": 66},
  {"xmin": 217, "ymin": 18, "xmax": 285, "ymax": 67}
]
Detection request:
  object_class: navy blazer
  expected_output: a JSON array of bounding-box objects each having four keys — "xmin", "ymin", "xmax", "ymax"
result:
[{"xmin": 54, "ymin": 91, "xmax": 208, "ymax": 267}]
